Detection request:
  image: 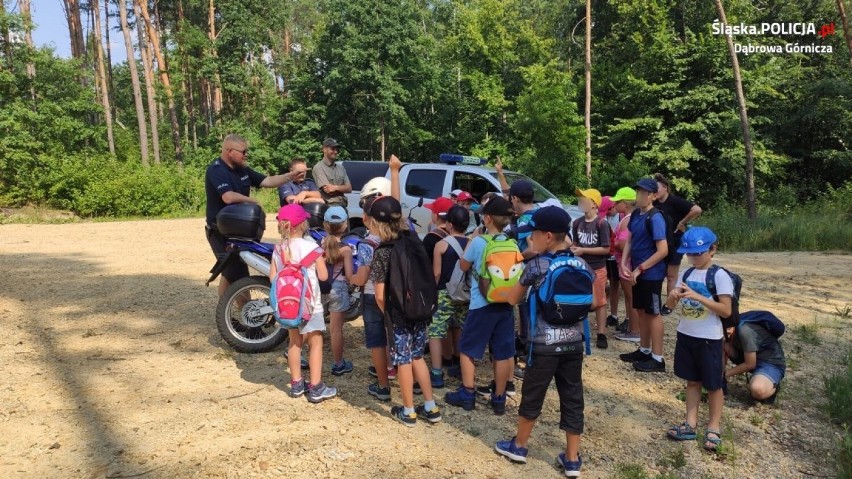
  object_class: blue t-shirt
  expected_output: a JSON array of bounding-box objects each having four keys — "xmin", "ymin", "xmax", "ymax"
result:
[
  {"xmin": 514, "ymin": 208, "xmax": 537, "ymax": 253},
  {"xmin": 462, "ymin": 235, "xmax": 490, "ymax": 310},
  {"xmin": 278, "ymin": 179, "xmax": 319, "ymax": 206},
  {"xmin": 627, "ymin": 209, "xmax": 667, "ymax": 280}
]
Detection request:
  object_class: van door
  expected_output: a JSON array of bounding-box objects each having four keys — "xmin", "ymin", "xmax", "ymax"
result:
[{"xmin": 400, "ymin": 167, "xmax": 448, "ymax": 236}]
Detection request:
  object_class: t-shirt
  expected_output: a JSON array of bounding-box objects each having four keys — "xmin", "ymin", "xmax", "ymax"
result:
[
  {"xmin": 368, "ymin": 243, "xmax": 404, "ymax": 325},
  {"xmin": 571, "ymin": 217, "xmax": 611, "ymax": 270},
  {"xmin": 312, "ymin": 159, "xmax": 351, "ymax": 206},
  {"xmin": 278, "ymin": 179, "xmax": 319, "ymax": 206},
  {"xmin": 205, "ymin": 158, "xmax": 266, "ymax": 226},
  {"xmin": 734, "ymin": 323, "xmax": 786, "ymax": 369},
  {"xmin": 654, "ymin": 194, "xmax": 695, "ymax": 243},
  {"xmin": 520, "ymin": 253, "xmax": 585, "ymax": 355},
  {"xmin": 271, "ymin": 237, "xmax": 324, "ymax": 315},
  {"xmin": 674, "ymin": 267, "xmax": 734, "ymax": 340},
  {"xmin": 462, "ymin": 235, "xmax": 491, "ymax": 310},
  {"xmin": 422, "ymin": 227, "xmax": 448, "ymax": 264},
  {"xmin": 358, "ymin": 234, "xmax": 380, "ymax": 295},
  {"xmin": 627, "ymin": 209, "xmax": 668, "ymax": 281},
  {"xmin": 512, "ymin": 207, "xmax": 538, "ymax": 254}
]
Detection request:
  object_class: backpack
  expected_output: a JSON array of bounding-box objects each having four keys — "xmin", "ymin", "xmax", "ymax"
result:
[
  {"xmin": 442, "ymin": 235, "xmax": 471, "ymax": 303},
  {"xmin": 631, "ymin": 207, "xmax": 675, "ymax": 260},
  {"xmin": 528, "ymin": 251, "xmax": 595, "ymax": 361},
  {"xmin": 738, "ymin": 310, "xmax": 785, "ymax": 338},
  {"xmin": 477, "ymin": 234, "xmax": 524, "ymax": 303},
  {"xmin": 270, "ymin": 244, "xmax": 324, "ymax": 329},
  {"xmin": 317, "ymin": 239, "xmax": 349, "ymax": 295},
  {"xmin": 382, "ymin": 230, "xmax": 438, "ymax": 326},
  {"xmin": 508, "ymin": 210, "xmax": 535, "ymax": 242},
  {"xmin": 683, "ymin": 264, "xmax": 742, "ymax": 330}
]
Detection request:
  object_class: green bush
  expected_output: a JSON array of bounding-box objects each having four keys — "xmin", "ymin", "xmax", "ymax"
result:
[{"xmin": 825, "ymin": 351, "xmax": 852, "ymax": 478}]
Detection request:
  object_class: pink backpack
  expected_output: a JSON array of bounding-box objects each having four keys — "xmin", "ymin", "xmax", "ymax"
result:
[{"xmin": 270, "ymin": 244, "xmax": 323, "ymax": 328}]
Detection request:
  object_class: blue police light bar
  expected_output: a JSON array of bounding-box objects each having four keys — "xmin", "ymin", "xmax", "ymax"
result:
[{"xmin": 439, "ymin": 153, "xmax": 488, "ymax": 166}]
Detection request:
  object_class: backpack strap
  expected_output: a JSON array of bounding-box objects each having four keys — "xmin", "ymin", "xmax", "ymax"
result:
[
  {"xmin": 427, "ymin": 227, "xmax": 449, "ymax": 241},
  {"xmin": 299, "ymin": 248, "xmax": 324, "ymax": 268},
  {"xmin": 442, "ymin": 235, "xmax": 465, "ymax": 259},
  {"xmin": 704, "ymin": 264, "xmax": 720, "ymax": 299}
]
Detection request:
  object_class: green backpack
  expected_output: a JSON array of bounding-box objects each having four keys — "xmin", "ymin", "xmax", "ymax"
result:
[{"xmin": 476, "ymin": 234, "xmax": 524, "ymax": 303}]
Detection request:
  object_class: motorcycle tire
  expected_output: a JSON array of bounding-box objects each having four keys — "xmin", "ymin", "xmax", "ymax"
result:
[{"xmin": 215, "ymin": 275, "xmax": 288, "ymax": 353}]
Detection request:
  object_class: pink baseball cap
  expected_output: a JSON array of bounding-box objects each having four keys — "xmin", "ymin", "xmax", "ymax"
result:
[
  {"xmin": 598, "ymin": 196, "xmax": 615, "ymax": 218},
  {"xmin": 276, "ymin": 204, "xmax": 310, "ymax": 225}
]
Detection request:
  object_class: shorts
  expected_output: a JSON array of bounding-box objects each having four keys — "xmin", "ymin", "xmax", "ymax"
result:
[
  {"xmin": 673, "ymin": 332, "xmax": 724, "ymax": 391},
  {"xmin": 518, "ymin": 352, "xmax": 584, "ymax": 434},
  {"xmin": 326, "ymin": 280, "xmax": 351, "ymax": 313},
  {"xmin": 592, "ymin": 267, "xmax": 607, "ymax": 309},
  {"xmin": 206, "ymin": 226, "xmax": 248, "ymax": 283},
  {"xmin": 296, "ymin": 311, "xmax": 326, "ymax": 335},
  {"xmin": 606, "ymin": 257, "xmax": 619, "ymax": 282},
  {"xmin": 428, "ymin": 290, "xmax": 467, "ymax": 339},
  {"xmin": 752, "ymin": 361, "xmax": 785, "ymax": 387},
  {"xmin": 632, "ymin": 279, "xmax": 663, "ymax": 315},
  {"xmin": 458, "ymin": 303, "xmax": 515, "ymax": 361},
  {"xmin": 362, "ymin": 294, "xmax": 390, "ymax": 349},
  {"xmin": 391, "ymin": 325, "xmax": 428, "ymax": 366}
]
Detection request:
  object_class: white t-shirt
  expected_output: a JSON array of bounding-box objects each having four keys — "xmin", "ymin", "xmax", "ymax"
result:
[
  {"xmin": 272, "ymin": 237, "xmax": 324, "ymax": 316},
  {"xmin": 674, "ymin": 266, "xmax": 734, "ymax": 340}
]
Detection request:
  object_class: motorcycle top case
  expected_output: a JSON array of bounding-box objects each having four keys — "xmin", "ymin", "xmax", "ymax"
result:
[{"xmin": 216, "ymin": 203, "xmax": 266, "ymax": 240}]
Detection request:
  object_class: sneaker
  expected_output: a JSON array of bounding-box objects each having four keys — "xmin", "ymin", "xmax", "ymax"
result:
[
  {"xmin": 490, "ymin": 393, "xmax": 507, "ymax": 416},
  {"xmin": 415, "ymin": 405, "xmax": 442, "ymax": 424},
  {"xmin": 494, "ymin": 437, "xmax": 528, "ymax": 464},
  {"xmin": 633, "ymin": 357, "xmax": 666, "ymax": 373},
  {"xmin": 367, "ymin": 383, "xmax": 391, "ymax": 402},
  {"xmin": 661, "ymin": 306, "xmax": 673, "ymax": 316},
  {"xmin": 614, "ymin": 331, "xmax": 641, "ymax": 343},
  {"xmin": 430, "ymin": 369, "xmax": 445, "ymax": 389},
  {"xmin": 596, "ymin": 333, "xmax": 608, "ymax": 349},
  {"xmin": 476, "ymin": 380, "xmax": 516, "ymax": 398},
  {"xmin": 307, "ymin": 382, "xmax": 337, "ymax": 403},
  {"xmin": 619, "ymin": 349, "xmax": 651, "ymax": 363},
  {"xmin": 442, "ymin": 357, "xmax": 454, "ymax": 368},
  {"xmin": 289, "ymin": 379, "xmax": 306, "ymax": 398},
  {"xmin": 606, "ymin": 314, "xmax": 619, "ymax": 327},
  {"xmin": 616, "ymin": 319, "xmax": 629, "ymax": 333},
  {"xmin": 445, "ymin": 386, "xmax": 476, "ymax": 411},
  {"xmin": 387, "ymin": 367, "xmax": 397, "ymax": 381},
  {"xmin": 557, "ymin": 452, "xmax": 582, "ymax": 478},
  {"xmin": 446, "ymin": 365, "xmax": 461, "ymax": 380},
  {"xmin": 413, "ymin": 382, "xmax": 423, "ymax": 395},
  {"xmin": 331, "ymin": 359, "xmax": 354, "ymax": 376},
  {"xmin": 391, "ymin": 406, "xmax": 417, "ymax": 427},
  {"xmin": 514, "ymin": 364, "xmax": 525, "ymax": 380}
]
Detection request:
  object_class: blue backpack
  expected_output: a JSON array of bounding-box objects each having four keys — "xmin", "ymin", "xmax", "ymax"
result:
[
  {"xmin": 738, "ymin": 310, "xmax": 785, "ymax": 338},
  {"xmin": 528, "ymin": 250, "xmax": 595, "ymax": 362}
]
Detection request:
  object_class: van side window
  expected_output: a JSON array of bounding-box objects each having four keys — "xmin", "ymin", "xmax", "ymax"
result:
[
  {"xmin": 452, "ymin": 172, "xmax": 498, "ymax": 201},
  {"xmin": 405, "ymin": 170, "xmax": 446, "ymax": 199}
]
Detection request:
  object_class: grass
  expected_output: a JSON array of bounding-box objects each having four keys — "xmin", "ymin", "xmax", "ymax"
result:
[
  {"xmin": 824, "ymin": 350, "xmax": 852, "ymax": 478},
  {"xmin": 836, "ymin": 304, "xmax": 852, "ymax": 319},
  {"xmin": 793, "ymin": 321, "xmax": 822, "ymax": 345},
  {"xmin": 657, "ymin": 446, "xmax": 687, "ymax": 470}
]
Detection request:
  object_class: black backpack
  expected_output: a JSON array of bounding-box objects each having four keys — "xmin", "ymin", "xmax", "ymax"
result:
[
  {"xmin": 683, "ymin": 264, "xmax": 742, "ymax": 330},
  {"xmin": 381, "ymin": 230, "xmax": 438, "ymax": 327},
  {"xmin": 631, "ymin": 207, "xmax": 675, "ymax": 260}
]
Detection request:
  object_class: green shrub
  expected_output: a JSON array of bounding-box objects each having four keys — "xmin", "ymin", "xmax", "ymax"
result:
[{"xmin": 825, "ymin": 351, "xmax": 852, "ymax": 478}]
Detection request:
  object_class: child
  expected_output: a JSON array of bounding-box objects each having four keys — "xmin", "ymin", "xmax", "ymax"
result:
[
  {"xmin": 494, "ymin": 206, "xmax": 587, "ymax": 477},
  {"xmin": 609, "ymin": 187, "xmax": 641, "ymax": 342},
  {"xmin": 370, "ymin": 196, "xmax": 442, "ymax": 426},
  {"xmin": 321, "ymin": 205, "xmax": 356, "ymax": 376},
  {"xmin": 429, "ymin": 205, "xmax": 471, "ymax": 389},
  {"xmin": 269, "ymin": 204, "xmax": 337, "ymax": 403},
  {"xmin": 619, "ymin": 178, "xmax": 669, "ymax": 372},
  {"xmin": 422, "ymin": 196, "xmax": 454, "ymax": 263},
  {"xmin": 663, "ymin": 227, "xmax": 732, "ymax": 452},
  {"xmin": 446, "ymin": 196, "xmax": 518, "ymax": 415},
  {"xmin": 600, "ymin": 196, "xmax": 621, "ymax": 328},
  {"xmin": 724, "ymin": 311, "xmax": 786, "ymax": 404},
  {"xmin": 572, "ymin": 189, "xmax": 611, "ymax": 349},
  {"xmin": 349, "ymin": 197, "xmax": 394, "ymax": 401}
]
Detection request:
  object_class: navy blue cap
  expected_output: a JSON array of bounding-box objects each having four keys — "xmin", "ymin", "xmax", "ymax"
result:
[
  {"xmin": 516, "ymin": 206, "xmax": 571, "ymax": 234},
  {"xmin": 509, "ymin": 180, "xmax": 535, "ymax": 200},
  {"xmin": 634, "ymin": 178, "xmax": 659, "ymax": 193},
  {"xmin": 677, "ymin": 226, "xmax": 717, "ymax": 254},
  {"xmin": 370, "ymin": 196, "xmax": 402, "ymax": 223}
]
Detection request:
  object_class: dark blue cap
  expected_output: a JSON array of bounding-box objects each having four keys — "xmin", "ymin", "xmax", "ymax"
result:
[
  {"xmin": 515, "ymin": 206, "xmax": 571, "ymax": 234},
  {"xmin": 634, "ymin": 178, "xmax": 659, "ymax": 193}
]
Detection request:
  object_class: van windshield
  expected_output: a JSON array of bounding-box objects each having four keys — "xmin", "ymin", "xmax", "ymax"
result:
[{"xmin": 490, "ymin": 172, "xmax": 558, "ymax": 202}]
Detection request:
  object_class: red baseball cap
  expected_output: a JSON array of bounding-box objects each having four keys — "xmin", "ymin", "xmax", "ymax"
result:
[
  {"xmin": 425, "ymin": 197, "xmax": 454, "ymax": 216},
  {"xmin": 455, "ymin": 191, "xmax": 476, "ymax": 202}
]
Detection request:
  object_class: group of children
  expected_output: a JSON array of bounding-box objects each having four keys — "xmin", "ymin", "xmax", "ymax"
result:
[{"xmin": 266, "ymin": 163, "xmax": 787, "ymax": 476}]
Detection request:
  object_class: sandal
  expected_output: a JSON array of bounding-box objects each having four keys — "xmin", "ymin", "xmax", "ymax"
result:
[
  {"xmin": 703, "ymin": 428, "xmax": 722, "ymax": 451},
  {"xmin": 666, "ymin": 422, "xmax": 697, "ymax": 441}
]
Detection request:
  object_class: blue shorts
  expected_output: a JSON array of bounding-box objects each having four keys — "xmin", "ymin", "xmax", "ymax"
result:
[
  {"xmin": 673, "ymin": 332, "xmax": 725, "ymax": 391},
  {"xmin": 326, "ymin": 280, "xmax": 351, "ymax": 313},
  {"xmin": 362, "ymin": 294, "xmax": 389, "ymax": 349},
  {"xmin": 392, "ymin": 326, "xmax": 428, "ymax": 366},
  {"xmin": 753, "ymin": 361, "xmax": 785, "ymax": 387},
  {"xmin": 459, "ymin": 303, "xmax": 515, "ymax": 361}
]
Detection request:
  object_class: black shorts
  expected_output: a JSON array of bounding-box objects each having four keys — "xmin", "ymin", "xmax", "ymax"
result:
[
  {"xmin": 518, "ymin": 353, "xmax": 584, "ymax": 434},
  {"xmin": 673, "ymin": 332, "xmax": 725, "ymax": 391},
  {"xmin": 632, "ymin": 279, "xmax": 663, "ymax": 315},
  {"xmin": 606, "ymin": 257, "xmax": 619, "ymax": 282},
  {"xmin": 206, "ymin": 226, "xmax": 249, "ymax": 283}
]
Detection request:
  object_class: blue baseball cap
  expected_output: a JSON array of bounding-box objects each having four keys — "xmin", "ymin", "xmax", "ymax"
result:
[
  {"xmin": 634, "ymin": 178, "xmax": 659, "ymax": 193},
  {"xmin": 677, "ymin": 226, "xmax": 718, "ymax": 254},
  {"xmin": 323, "ymin": 205, "xmax": 348, "ymax": 224},
  {"xmin": 515, "ymin": 206, "xmax": 571, "ymax": 234}
]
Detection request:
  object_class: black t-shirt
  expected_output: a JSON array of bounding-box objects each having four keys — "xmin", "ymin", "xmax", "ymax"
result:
[
  {"xmin": 653, "ymin": 194, "xmax": 694, "ymax": 240},
  {"xmin": 422, "ymin": 227, "xmax": 449, "ymax": 264},
  {"xmin": 205, "ymin": 159, "xmax": 266, "ymax": 226}
]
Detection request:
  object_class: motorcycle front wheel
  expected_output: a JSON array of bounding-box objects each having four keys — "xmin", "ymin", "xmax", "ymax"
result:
[{"xmin": 215, "ymin": 275, "xmax": 287, "ymax": 353}]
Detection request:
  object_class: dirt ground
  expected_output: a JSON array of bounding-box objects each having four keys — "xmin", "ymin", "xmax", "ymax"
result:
[{"xmin": 1, "ymin": 218, "xmax": 850, "ymax": 479}]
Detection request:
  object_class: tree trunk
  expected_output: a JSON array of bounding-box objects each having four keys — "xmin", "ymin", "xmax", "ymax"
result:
[
  {"xmin": 117, "ymin": 0, "xmax": 149, "ymax": 165},
  {"xmin": 103, "ymin": 0, "xmax": 115, "ymax": 113},
  {"xmin": 64, "ymin": 0, "xmax": 86, "ymax": 60},
  {"xmin": 838, "ymin": 0, "xmax": 852, "ymax": 66},
  {"xmin": 208, "ymin": 0, "xmax": 223, "ymax": 117},
  {"xmin": 583, "ymin": 0, "xmax": 592, "ymax": 182},
  {"xmin": 136, "ymin": 0, "xmax": 183, "ymax": 165},
  {"xmin": 714, "ymin": 0, "xmax": 756, "ymax": 220},
  {"xmin": 92, "ymin": 0, "xmax": 116, "ymax": 156},
  {"xmin": 134, "ymin": 2, "xmax": 160, "ymax": 165}
]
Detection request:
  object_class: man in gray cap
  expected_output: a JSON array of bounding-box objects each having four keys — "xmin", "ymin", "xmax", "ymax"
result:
[{"xmin": 312, "ymin": 138, "xmax": 352, "ymax": 206}]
